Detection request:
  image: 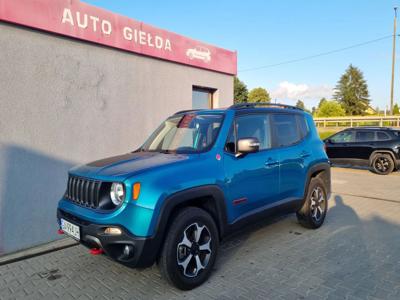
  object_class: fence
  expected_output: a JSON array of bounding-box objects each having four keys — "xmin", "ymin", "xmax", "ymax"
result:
[{"xmin": 314, "ymin": 116, "xmax": 400, "ymax": 128}]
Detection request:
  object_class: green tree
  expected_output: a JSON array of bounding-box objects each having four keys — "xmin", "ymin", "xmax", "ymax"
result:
[
  {"xmin": 315, "ymin": 100, "xmax": 346, "ymax": 117},
  {"xmin": 248, "ymin": 87, "xmax": 271, "ymax": 103},
  {"xmin": 318, "ymin": 97, "xmax": 327, "ymax": 109},
  {"xmin": 311, "ymin": 106, "xmax": 317, "ymax": 116},
  {"xmin": 333, "ymin": 64, "xmax": 370, "ymax": 116},
  {"xmin": 295, "ymin": 100, "xmax": 306, "ymax": 110},
  {"xmin": 234, "ymin": 77, "xmax": 248, "ymax": 103},
  {"xmin": 295, "ymin": 99, "xmax": 311, "ymax": 113},
  {"xmin": 393, "ymin": 103, "xmax": 400, "ymax": 115}
]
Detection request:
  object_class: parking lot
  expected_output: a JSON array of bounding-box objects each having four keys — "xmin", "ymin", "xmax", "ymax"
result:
[{"xmin": 1, "ymin": 167, "xmax": 400, "ymax": 300}]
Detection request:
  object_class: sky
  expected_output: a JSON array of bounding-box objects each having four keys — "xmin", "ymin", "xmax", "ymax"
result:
[{"xmin": 84, "ymin": 0, "xmax": 400, "ymax": 110}]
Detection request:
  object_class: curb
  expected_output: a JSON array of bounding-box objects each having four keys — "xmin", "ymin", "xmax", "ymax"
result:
[{"xmin": 0, "ymin": 238, "xmax": 78, "ymax": 266}]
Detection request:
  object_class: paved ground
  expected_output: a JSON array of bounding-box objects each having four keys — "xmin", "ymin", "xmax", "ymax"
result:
[{"xmin": 1, "ymin": 168, "xmax": 400, "ymax": 300}]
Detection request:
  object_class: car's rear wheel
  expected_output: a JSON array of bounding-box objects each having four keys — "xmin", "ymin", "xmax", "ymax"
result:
[
  {"xmin": 296, "ymin": 177, "xmax": 328, "ymax": 229},
  {"xmin": 158, "ymin": 207, "xmax": 219, "ymax": 290},
  {"xmin": 371, "ymin": 153, "xmax": 394, "ymax": 175}
]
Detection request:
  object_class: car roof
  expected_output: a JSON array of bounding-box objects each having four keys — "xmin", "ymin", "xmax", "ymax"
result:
[
  {"xmin": 344, "ymin": 127, "xmax": 396, "ymax": 131},
  {"xmin": 174, "ymin": 103, "xmax": 306, "ymax": 116}
]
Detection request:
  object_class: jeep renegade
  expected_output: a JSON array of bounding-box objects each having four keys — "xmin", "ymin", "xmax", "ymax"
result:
[{"xmin": 57, "ymin": 103, "xmax": 331, "ymax": 290}]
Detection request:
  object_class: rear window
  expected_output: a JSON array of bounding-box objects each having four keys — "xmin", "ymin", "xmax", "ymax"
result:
[
  {"xmin": 376, "ymin": 131, "xmax": 391, "ymax": 141},
  {"xmin": 355, "ymin": 131, "xmax": 375, "ymax": 142},
  {"xmin": 271, "ymin": 114, "xmax": 302, "ymax": 147}
]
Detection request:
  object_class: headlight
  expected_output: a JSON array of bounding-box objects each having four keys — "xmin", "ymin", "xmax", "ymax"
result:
[{"xmin": 110, "ymin": 183, "xmax": 125, "ymax": 206}]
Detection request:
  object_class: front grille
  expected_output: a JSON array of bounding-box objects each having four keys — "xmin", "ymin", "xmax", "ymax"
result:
[{"xmin": 65, "ymin": 176, "xmax": 102, "ymax": 208}]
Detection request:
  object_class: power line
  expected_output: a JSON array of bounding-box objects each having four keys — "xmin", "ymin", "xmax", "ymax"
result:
[{"xmin": 238, "ymin": 35, "xmax": 393, "ymax": 73}]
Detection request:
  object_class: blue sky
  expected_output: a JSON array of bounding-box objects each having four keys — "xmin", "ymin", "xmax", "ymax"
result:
[{"xmin": 85, "ymin": 0, "xmax": 399, "ymax": 110}]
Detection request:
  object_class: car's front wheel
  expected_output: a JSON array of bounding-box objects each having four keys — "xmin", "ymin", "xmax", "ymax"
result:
[
  {"xmin": 296, "ymin": 177, "xmax": 328, "ymax": 229},
  {"xmin": 158, "ymin": 207, "xmax": 219, "ymax": 290}
]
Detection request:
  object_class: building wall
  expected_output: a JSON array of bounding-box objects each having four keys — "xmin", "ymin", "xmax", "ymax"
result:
[{"xmin": 0, "ymin": 23, "xmax": 233, "ymax": 254}]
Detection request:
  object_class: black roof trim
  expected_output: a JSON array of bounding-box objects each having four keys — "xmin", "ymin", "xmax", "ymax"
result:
[
  {"xmin": 229, "ymin": 102, "xmax": 303, "ymax": 111},
  {"xmin": 345, "ymin": 127, "xmax": 395, "ymax": 131}
]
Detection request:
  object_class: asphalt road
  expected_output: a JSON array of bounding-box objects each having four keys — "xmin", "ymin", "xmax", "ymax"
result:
[{"xmin": 0, "ymin": 167, "xmax": 400, "ymax": 300}]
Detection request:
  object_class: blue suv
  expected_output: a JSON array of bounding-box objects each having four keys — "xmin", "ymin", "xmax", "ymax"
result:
[{"xmin": 57, "ymin": 103, "xmax": 331, "ymax": 290}]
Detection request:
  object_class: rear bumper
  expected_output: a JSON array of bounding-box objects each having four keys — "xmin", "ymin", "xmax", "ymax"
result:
[{"xmin": 57, "ymin": 209, "xmax": 159, "ymax": 268}]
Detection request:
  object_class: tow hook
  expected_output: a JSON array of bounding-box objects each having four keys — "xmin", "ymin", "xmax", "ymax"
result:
[{"xmin": 90, "ymin": 248, "xmax": 104, "ymax": 255}]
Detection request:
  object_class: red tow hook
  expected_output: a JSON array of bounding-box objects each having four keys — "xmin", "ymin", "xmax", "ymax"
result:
[
  {"xmin": 57, "ymin": 229, "xmax": 64, "ymax": 235},
  {"xmin": 90, "ymin": 248, "xmax": 104, "ymax": 255}
]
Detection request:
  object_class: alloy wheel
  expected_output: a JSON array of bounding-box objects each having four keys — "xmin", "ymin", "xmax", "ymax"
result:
[
  {"xmin": 310, "ymin": 186, "xmax": 326, "ymax": 222},
  {"xmin": 176, "ymin": 223, "xmax": 212, "ymax": 278},
  {"xmin": 375, "ymin": 156, "xmax": 389, "ymax": 173}
]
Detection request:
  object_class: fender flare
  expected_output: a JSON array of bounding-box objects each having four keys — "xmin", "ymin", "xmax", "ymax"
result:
[
  {"xmin": 147, "ymin": 185, "xmax": 229, "ymax": 262},
  {"xmin": 303, "ymin": 162, "xmax": 331, "ymax": 201},
  {"xmin": 369, "ymin": 150, "xmax": 396, "ymax": 164},
  {"xmin": 154, "ymin": 185, "xmax": 229, "ymax": 238}
]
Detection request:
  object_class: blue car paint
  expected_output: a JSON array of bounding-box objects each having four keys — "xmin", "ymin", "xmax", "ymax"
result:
[{"xmin": 58, "ymin": 109, "xmax": 328, "ymax": 238}]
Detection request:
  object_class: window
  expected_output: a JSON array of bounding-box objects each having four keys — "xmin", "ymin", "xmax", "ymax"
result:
[
  {"xmin": 355, "ymin": 131, "xmax": 375, "ymax": 142},
  {"xmin": 142, "ymin": 114, "xmax": 223, "ymax": 153},
  {"xmin": 225, "ymin": 114, "xmax": 271, "ymax": 153},
  {"xmin": 330, "ymin": 131, "xmax": 354, "ymax": 143},
  {"xmin": 376, "ymin": 131, "xmax": 391, "ymax": 141},
  {"xmin": 192, "ymin": 86, "xmax": 215, "ymax": 109},
  {"xmin": 271, "ymin": 114, "xmax": 302, "ymax": 147},
  {"xmin": 296, "ymin": 115, "xmax": 309, "ymax": 138}
]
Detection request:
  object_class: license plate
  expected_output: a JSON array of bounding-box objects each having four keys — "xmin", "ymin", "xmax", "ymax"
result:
[{"xmin": 61, "ymin": 219, "xmax": 80, "ymax": 240}]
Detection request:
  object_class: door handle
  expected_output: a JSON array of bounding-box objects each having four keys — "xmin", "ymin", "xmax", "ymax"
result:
[
  {"xmin": 300, "ymin": 151, "xmax": 311, "ymax": 158},
  {"xmin": 265, "ymin": 159, "xmax": 279, "ymax": 168}
]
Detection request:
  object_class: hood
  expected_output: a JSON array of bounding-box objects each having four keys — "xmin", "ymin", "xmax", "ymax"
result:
[{"xmin": 69, "ymin": 151, "xmax": 191, "ymax": 180}]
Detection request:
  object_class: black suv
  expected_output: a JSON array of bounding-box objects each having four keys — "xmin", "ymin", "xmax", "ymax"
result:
[{"xmin": 324, "ymin": 127, "xmax": 400, "ymax": 175}]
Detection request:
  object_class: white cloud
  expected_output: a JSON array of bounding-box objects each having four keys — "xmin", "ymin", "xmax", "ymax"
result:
[{"xmin": 270, "ymin": 81, "xmax": 333, "ymax": 101}]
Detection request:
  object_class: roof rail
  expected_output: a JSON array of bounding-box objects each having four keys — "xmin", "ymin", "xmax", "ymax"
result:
[
  {"xmin": 229, "ymin": 102, "xmax": 303, "ymax": 111},
  {"xmin": 174, "ymin": 109, "xmax": 204, "ymax": 115},
  {"xmin": 348, "ymin": 126, "xmax": 393, "ymax": 130}
]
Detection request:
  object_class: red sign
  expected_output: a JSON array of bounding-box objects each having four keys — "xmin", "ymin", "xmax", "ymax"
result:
[{"xmin": 0, "ymin": 0, "xmax": 237, "ymax": 75}]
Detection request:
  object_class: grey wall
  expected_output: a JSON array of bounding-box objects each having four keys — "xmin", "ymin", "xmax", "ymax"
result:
[{"xmin": 0, "ymin": 23, "xmax": 234, "ymax": 254}]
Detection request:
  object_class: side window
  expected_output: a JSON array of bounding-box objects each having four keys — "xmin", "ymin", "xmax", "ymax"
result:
[
  {"xmin": 236, "ymin": 114, "xmax": 271, "ymax": 150},
  {"xmin": 296, "ymin": 115, "xmax": 309, "ymax": 138},
  {"xmin": 225, "ymin": 114, "xmax": 271, "ymax": 152},
  {"xmin": 376, "ymin": 131, "xmax": 391, "ymax": 141},
  {"xmin": 271, "ymin": 114, "xmax": 302, "ymax": 147},
  {"xmin": 330, "ymin": 131, "xmax": 354, "ymax": 143},
  {"xmin": 355, "ymin": 131, "xmax": 375, "ymax": 142}
]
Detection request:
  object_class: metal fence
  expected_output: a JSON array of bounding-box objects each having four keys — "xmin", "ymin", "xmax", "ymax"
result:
[{"xmin": 313, "ymin": 116, "xmax": 400, "ymax": 128}]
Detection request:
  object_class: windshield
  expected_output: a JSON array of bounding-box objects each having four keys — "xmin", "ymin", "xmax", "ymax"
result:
[{"xmin": 141, "ymin": 114, "xmax": 224, "ymax": 154}]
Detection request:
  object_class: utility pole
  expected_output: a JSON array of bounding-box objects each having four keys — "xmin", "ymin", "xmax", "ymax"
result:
[{"xmin": 390, "ymin": 7, "xmax": 397, "ymax": 115}]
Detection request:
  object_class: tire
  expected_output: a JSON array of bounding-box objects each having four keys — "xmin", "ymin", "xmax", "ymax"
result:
[
  {"xmin": 296, "ymin": 177, "xmax": 328, "ymax": 229},
  {"xmin": 158, "ymin": 207, "xmax": 219, "ymax": 290},
  {"xmin": 371, "ymin": 153, "xmax": 394, "ymax": 175}
]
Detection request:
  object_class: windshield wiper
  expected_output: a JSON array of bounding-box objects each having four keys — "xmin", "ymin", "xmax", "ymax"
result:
[{"xmin": 159, "ymin": 150, "xmax": 172, "ymax": 154}]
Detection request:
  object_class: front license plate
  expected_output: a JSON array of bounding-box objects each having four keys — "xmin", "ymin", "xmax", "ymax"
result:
[{"xmin": 61, "ymin": 219, "xmax": 80, "ymax": 240}]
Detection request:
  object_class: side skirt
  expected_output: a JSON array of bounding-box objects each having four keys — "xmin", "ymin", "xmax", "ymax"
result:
[{"xmin": 224, "ymin": 198, "xmax": 302, "ymax": 237}]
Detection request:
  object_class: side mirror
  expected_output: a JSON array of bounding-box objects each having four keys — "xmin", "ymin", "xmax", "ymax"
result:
[{"xmin": 237, "ymin": 138, "xmax": 260, "ymax": 157}]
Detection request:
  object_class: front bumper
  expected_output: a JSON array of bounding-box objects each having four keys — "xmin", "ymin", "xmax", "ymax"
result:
[{"xmin": 57, "ymin": 209, "xmax": 159, "ymax": 268}]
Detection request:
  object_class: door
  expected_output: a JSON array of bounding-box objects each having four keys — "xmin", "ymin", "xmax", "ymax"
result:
[
  {"xmin": 271, "ymin": 113, "xmax": 309, "ymax": 200},
  {"xmin": 352, "ymin": 131, "xmax": 376, "ymax": 160},
  {"xmin": 223, "ymin": 114, "xmax": 280, "ymax": 221},
  {"xmin": 326, "ymin": 130, "xmax": 355, "ymax": 160}
]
